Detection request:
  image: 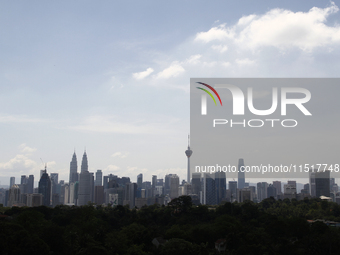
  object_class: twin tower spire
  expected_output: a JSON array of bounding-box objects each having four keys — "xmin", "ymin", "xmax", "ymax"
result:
[{"xmin": 69, "ymin": 150, "xmax": 88, "ymax": 183}]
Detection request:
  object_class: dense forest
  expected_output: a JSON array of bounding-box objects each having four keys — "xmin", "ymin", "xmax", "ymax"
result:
[{"xmin": 1, "ymin": 197, "xmax": 340, "ymax": 255}]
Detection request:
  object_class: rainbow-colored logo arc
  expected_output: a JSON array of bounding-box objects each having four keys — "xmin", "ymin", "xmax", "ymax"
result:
[{"xmin": 196, "ymin": 82, "xmax": 223, "ymax": 106}]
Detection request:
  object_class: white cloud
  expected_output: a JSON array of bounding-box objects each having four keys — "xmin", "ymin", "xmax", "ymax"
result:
[
  {"xmin": 156, "ymin": 63, "xmax": 185, "ymax": 79},
  {"xmin": 132, "ymin": 67, "xmax": 154, "ymax": 80},
  {"xmin": 18, "ymin": 143, "xmax": 37, "ymax": 154},
  {"xmin": 105, "ymin": 165, "xmax": 120, "ymax": 172},
  {"xmin": 235, "ymin": 58, "xmax": 256, "ymax": 65},
  {"xmin": 184, "ymin": 54, "xmax": 202, "ymax": 64},
  {"xmin": 195, "ymin": 24, "xmax": 234, "ymax": 43},
  {"xmin": 0, "ymin": 154, "xmax": 36, "ymax": 170},
  {"xmin": 111, "ymin": 152, "xmax": 129, "ymax": 158},
  {"xmin": 194, "ymin": 2, "xmax": 340, "ymax": 51},
  {"xmin": 211, "ymin": 44, "xmax": 228, "ymax": 53}
]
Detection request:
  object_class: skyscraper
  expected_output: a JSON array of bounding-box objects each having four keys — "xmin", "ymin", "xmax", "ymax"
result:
[
  {"xmin": 228, "ymin": 181, "xmax": 238, "ymax": 202},
  {"xmin": 78, "ymin": 151, "xmax": 91, "ymax": 205},
  {"xmin": 27, "ymin": 175, "xmax": 34, "ymax": 194},
  {"xmin": 185, "ymin": 135, "xmax": 193, "ymax": 183},
  {"xmin": 152, "ymin": 175, "xmax": 157, "ymax": 189},
  {"xmin": 267, "ymin": 184, "xmax": 277, "ymax": 198},
  {"xmin": 203, "ymin": 173, "xmax": 216, "ymax": 205},
  {"xmin": 69, "ymin": 151, "xmax": 78, "ymax": 183},
  {"xmin": 137, "ymin": 173, "xmax": 143, "ymax": 189},
  {"xmin": 238, "ymin": 159, "xmax": 245, "ymax": 189},
  {"xmin": 170, "ymin": 175, "xmax": 179, "ymax": 199},
  {"xmin": 21, "ymin": 175, "xmax": 28, "ymax": 185},
  {"xmin": 95, "ymin": 170, "xmax": 103, "ymax": 186},
  {"xmin": 191, "ymin": 173, "xmax": 201, "ymax": 196},
  {"xmin": 50, "ymin": 173, "xmax": 59, "ymax": 198},
  {"xmin": 8, "ymin": 184, "xmax": 20, "ymax": 207},
  {"xmin": 124, "ymin": 182, "xmax": 137, "ymax": 209},
  {"xmin": 164, "ymin": 174, "xmax": 173, "ymax": 195},
  {"xmin": 9, "ymin": 177, "xmax": 15, "ymax": 188},
  {"xmin": 315, "ymin": 171, "xmax": 330, "ymax": 197},
  {"xmin": 273, "ymin": 181, "xmax": 282, "ymax": 195},
  {"xmin": 50, "ymin": 173, "xmax": 59, "ymax": 185},
  {"xmin": 309, "ymin": 170, "xmax": 316, "ymax": 197},
  {"xmin": 215, "ymin": 171, "xmax": 226, "ymax": 204},
  {"xmin": 257, "ymin": 182, "xmax": 268, "ymax": 202},
  {"xmin": 38, "ymin": 166, "xmax": 51, "ymax": 207}
]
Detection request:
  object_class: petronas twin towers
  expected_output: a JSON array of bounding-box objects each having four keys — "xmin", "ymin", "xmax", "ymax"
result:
[{"xmin": 69, "ymin": 150, "xmax": 94, "ymax": 206}]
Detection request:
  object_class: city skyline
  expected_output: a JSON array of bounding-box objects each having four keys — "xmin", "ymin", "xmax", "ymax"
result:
[
  {"xmin": 1, "ymin": 1, "xmax": 340, "ymax": 186},
  {"xmin": 5, "ymin": 147, "xmax": 334, "ymax": 189}
]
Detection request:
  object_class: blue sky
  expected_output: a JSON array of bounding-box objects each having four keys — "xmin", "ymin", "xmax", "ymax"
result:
[{"xmin": 1, "ymin": 0, "xmax": 340, "ymax": 186}]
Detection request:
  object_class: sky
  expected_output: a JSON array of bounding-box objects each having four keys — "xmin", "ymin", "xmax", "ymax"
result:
[{"xmin": 1, "ymin": 0, "xmax": 340, "ymax": 187}]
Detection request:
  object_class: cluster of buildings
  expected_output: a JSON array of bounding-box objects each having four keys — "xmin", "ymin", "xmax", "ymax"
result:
[{"xmin": 0, "ymin": 143, "xmax": 338, "ymax": 208}]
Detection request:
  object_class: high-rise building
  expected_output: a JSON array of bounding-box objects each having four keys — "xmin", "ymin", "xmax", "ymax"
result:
[
  {"xmin": 287, "ymin": 180, "xmax": 297, "ymax": 190},
  {"xmin": 50, "ymin": 173, "xmax": 59, "ymax": 197},
  {"xmin": 315, "ymin": 171, "xmax": 330, "ymax": 197},
  {"xmin": 267, "ymin": 184, "xmax": 277, "ymax": 198},
  {"xmin": 95, "ymin": 170, "xmax": 103, "ymax": 186},
  {"xmin": 27, "ymin": 175, "xmax": 34, "ymax": 194},
  {"xmin": 283, "ymin": 183, "xmax": 296, "ymax": 199},
  {"xmin": 8, "ymin": 184, "xmax": 20, "ymax": 207},
  {"xmin": 185, "ymin": 135, "xmax": 193, "ymax": 183},
  {"xmin": 9, "ymin": 177, "xmax": 15, "ymax": 188},
  {"xmin": 170, "ymin": 175, "xmax": 179, "ymax": 199},
  {"xmin": 257, "ymin": 182, "xmax": 268, "ymax": 202},
  {"xmin": 164, "ymin": 174, "xmax": 173, "ymax": 195},
  {"xmin": 309, "ymin": 169, "xmax": 316, "ymax": 197},
  {"xmin": 228, "ymin": 181, "xmax": 238, "ymax": 202},
  {"xmin": 63, "ymin": 184, "xmax": 70, "ymax": 204},
  {"xmin": 103, "ymin": 176, "xmax": 109, "ymax": 189},
  {"xmin": 20, "ymin": 175, "xmax": 28, "ymax": 194},
  {"xmin": 203, "ymin": 173, "xmax": 216, "ymax": 205},
  {"xmin": 94, "ymin": 186, "xmax": 104, "ymax": 205},
  {"xmin": 38, "ymin": 166, "xmax": 51, "ymax": 207},
  {"xmin": 21, "ymin": 175, "xmax": 28, "ymax": 185},
  {"xmin": 69, "ymin": 151, "xmax": 78, "ymax": 183},
  {"xmin": 152, "ymin": 175, "xmax": 157, "ymax": 189},
  {"xmin": 50, "ymin": 173, "xmax": 59, "ymax": 185},
  {"xmin": 238, "ymin": 188, "xmax": 253, "ymax": 202},
  {"xmin": 137, "ymin": 174, "xmax": 143, "ymax": 189},
  {"xmin": 215, "ymin": 171, "xmax": 226, "ymax": 204},
  {"xmin": 191, "ymin": 173, "xmax": 201, "ymax": 195},
  {"xmin": 238, "ymin": 159, "xmax": 245, "ymax": 189},
  {"xmin": 272, "ymin": 181, "xmax": 282, "ymax": 195},
  {"xmin": 157, "ymin": 179, "xmax": 164, "ymax": 186},
  {"xmin": 27, "ymin": 193, "xmax": 43, "ymax": 207},
  {"xmin": 78, "ymin": 151, "xmax": 92, "ymax": 205},
  {"xmin": 74, "ymin": 181, "xmax": 79, "ymax": 205},
  {"xmin": 125, "ymin": 183, "xmax": 137, "ymax": 209},
  {"xmin": 69, "ymin": 182, "xmax": 75, "ymax": 204}
]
